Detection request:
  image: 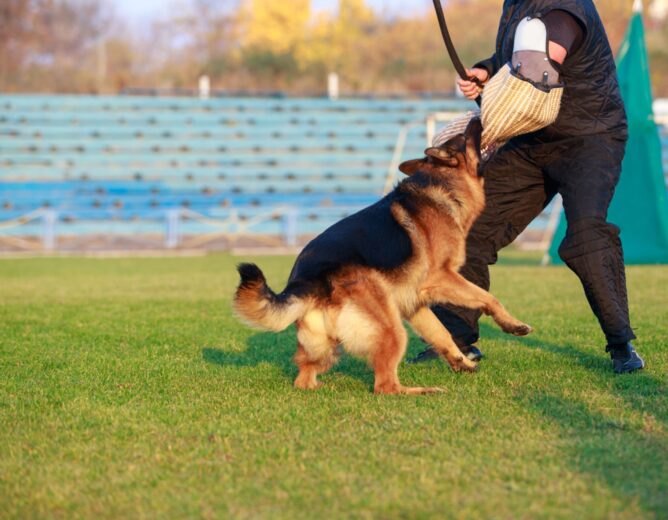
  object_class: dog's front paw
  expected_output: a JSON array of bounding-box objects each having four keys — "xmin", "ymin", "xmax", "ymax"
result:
[
  {"xmin": 511, "ymin": 323, "xmax": 533, "ymax": 336},
  {"xmin": 447, "ymin": 355, "xmax": 478, "ymax": 373},
  {"xmin": 501, "ymin": 321, "xmax": 533, "ymax": 336}
]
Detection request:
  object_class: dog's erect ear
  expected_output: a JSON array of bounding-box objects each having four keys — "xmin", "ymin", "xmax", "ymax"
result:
[
  {"xmin": 424, "ymin": 147, "xmax": 459, "ymax": 167},
  {"xmin": 398, "ymin": 158, "xmax": 427, "ymax": 176}
]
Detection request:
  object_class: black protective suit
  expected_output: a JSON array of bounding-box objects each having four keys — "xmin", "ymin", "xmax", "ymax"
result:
[{"xmin": 433, "ymin": 0, "xmax": 636, "ymax": 347}]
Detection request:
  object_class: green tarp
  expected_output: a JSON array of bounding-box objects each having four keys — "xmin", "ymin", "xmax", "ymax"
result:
[{"xmin": 547, "ymin": 5, "xmax": 668, "ymax": 264}]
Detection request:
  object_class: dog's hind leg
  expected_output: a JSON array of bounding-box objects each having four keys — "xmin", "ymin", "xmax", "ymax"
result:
[
  {"xmin": 294, "ymin": 341, "xmax": 338, "ymax": 390},
  {"xmin": 426, "ymin": 271, "xmax": 532, "ymax": 336},
  {"xmin": 337, "ymin": 301, "xmax": 443, "ymax": 395},
  {"xmin": 293, "ymin": 312, "xmax": 338, "ymax": 390},
  {"xmin": 408, "ymin": 307, "xmax": 477, "ymax": 372}
]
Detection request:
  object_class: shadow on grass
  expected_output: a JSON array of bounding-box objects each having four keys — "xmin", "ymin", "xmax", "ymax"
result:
[
  {"xmin": 205, "ymin": 321, "xmax": 666, "ymax": 512},
  {"xmin": 523, "ymin": 391, "xmax": 667, "ymax": 515},
  {"xmin": 479, "ymin": 323, "xmax": 668, "ymax": 515},
  {"xmin": 479, "ymin": 323, "xmax": 667, "ymax": 421},
  {"xmin": 202, "ymin": 329, "xmax": 376, "ymax": 388}
]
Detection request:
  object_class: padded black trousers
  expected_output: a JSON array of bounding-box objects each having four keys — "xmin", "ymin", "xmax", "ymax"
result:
[{"xmin": 433, "ymin": 133, "xmax": 636, "ymax": 347}]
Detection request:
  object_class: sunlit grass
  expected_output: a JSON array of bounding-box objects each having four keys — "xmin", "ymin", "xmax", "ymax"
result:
[{"xmin": 1, "ymin": 252, "xmax": 666, "ymax": 519}]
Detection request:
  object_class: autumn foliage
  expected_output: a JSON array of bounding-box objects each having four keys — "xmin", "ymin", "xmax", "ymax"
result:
[{"xmin": 0, "ymin": 0, "xmax": 666, "ymax": 96}]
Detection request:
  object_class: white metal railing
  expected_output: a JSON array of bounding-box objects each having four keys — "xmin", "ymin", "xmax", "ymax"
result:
[
  {"xmin": 383, "ymin": 120, "xmax": 425, "ymax": 194},
  {"xmin": 0, "ymin": 209, "xmax": 57, "ymax": 251},
  {"xmin": 0, "ymin": 206, "xmax": 365, "ymax": 252},
  {"xmin": 167, "ymin": 206, "xmax": 300, "ymax": 249}
]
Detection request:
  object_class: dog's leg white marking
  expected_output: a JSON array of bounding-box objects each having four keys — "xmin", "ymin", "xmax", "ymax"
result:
[
  {"xmin": 298, "ymin": 310, "xmax": 333, "ymax": 360},
  {"xmin": 409, "ymin": 307, "xmax": 477, "ymax": 372},
  {"xmin": 294, "ymin": 310, "xmax": 338, "ymax": 390},
  {"xmin": 336, "ymin": 304, "xmax": 379, "ymax": 358}
]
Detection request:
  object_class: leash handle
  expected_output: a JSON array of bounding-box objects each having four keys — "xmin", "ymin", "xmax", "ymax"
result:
[{"xmin": 432, "ymin": 0, "xmax": 482, "ymax": 106}]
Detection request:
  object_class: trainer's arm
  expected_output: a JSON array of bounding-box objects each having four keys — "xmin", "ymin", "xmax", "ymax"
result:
[
  {"xmin": 472, "ymin": 54, "xmax": 499, "ymax": 78},
  {"xmin": 456, "ymin": 68, "xmax": 489, "ymax": 100},
  {"xmin": 455, "ymin": 53, "xmax": 498, "ymax": 101},
  {"xmin": 544, "ymin": 9, "xmax": 585, "ymax": 64}
]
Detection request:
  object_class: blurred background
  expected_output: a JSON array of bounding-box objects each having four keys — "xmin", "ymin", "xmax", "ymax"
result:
[
  {"xmin": 2, "ymin": 0, "xmax": 668, "ymax": 96},
  {"xmin": 0, "ymin": 0, "xmax": 666, "ymax": 254}
]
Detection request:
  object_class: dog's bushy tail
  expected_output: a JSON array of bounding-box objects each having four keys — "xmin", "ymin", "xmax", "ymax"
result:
[{"xmin": 233, "ymin": 263, "xmax": 306, "ymax": 332}]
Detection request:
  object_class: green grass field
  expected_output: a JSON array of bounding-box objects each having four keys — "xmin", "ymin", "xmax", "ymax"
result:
[{"xmin": 1, "ymin": 252, "xmax": 667, "ymax": 519}]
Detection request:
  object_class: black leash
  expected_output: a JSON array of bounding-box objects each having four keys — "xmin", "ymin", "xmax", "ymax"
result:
[{"xmin": 432, "ymin": 0, "xmax": 482, "ymax": 106}]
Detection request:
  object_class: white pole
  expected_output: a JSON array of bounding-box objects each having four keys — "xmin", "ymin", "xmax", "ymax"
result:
[
  {"xmin": 165, "ymin": 209, "xmax": 180, "ymax": 248},
  {"xmin": 649, "ymin": 0, "xmax": 667, "ymax": 20},
  {"xmin": 426, "ymin": 115, "xmax": 436, "ymax": 146},
  {"xmin": 328, "ymin": 73, "xmax": 339, "ymax": 101},
  {"xmin": 199, "ymin": 75, "xmax": 211, "ymax": 100},
  {"xmin": 42, "ymin": 210, "xmax": 57, "ymax": 251}
]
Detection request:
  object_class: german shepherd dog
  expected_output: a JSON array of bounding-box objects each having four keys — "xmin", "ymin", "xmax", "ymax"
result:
[{"xmin": 234, "ymin": 118, "xmax": 531, "ymax": 394}]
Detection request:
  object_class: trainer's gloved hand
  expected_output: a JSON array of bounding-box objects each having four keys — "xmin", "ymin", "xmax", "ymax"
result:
[{"xmin": 456, "ymin": 68, "xmax": 489, "ymax": 100}]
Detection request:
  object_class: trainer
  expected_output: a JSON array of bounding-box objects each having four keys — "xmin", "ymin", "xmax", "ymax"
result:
[{"xmin": 413, "ymin": 0, "xmax": 645, "ymax": 373}]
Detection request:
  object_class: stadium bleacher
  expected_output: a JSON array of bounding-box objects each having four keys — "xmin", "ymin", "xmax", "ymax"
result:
[
  {"xmin": 0, "ymin": 94, "xmax": 666, "ymax": 250},
  {"xmin": 0, "ymin": 95, "xmax": 473, "ymax": 247}
]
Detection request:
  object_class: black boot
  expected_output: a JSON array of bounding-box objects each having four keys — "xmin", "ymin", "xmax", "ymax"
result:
[
  {"xmin": 407, "ymin": 347, "xmax": 440, "ymax": 364},
  {"xmin": 460, "ymin": 344, "xmax": 484, "ymax": 362},
  {"xmin": 408, "ymin": 343, "xmax": 484, "ymax": 364},
  {"xmin": 606, "ymin": 342, "xmax": 645, "ymax": 374}
]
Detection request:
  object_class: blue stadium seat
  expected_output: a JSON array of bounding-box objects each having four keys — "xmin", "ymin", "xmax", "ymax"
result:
[{"xmin": 0, "ymin": 95, "xmax": 484, "ymax": 236}]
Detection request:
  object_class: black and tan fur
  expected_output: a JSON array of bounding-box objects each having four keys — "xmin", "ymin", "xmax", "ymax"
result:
[{"xmin": 234, "ymin": 118, "xmax": 531, "ymax": 394}]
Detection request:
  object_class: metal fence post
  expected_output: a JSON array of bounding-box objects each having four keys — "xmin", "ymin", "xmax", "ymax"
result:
[
  {"xmin": 328, "ymin": 73, "xmax": 339, "ymax": 101},
  {"xmin": 283, "ymin": 208, "xmax": 299, "ymax": 247},
  {"xmin": 199, "ymin": 75, "xmax": 210, "ymax": 100},
  {"xmin": 425, "ymin": 115, "xmax": 436, "ymax": 147},
  {"xmin": 165, "ymin": 209, "xmax": 181, "ymax": 248},
  {"xmin": 42, "ymin": 210, "xmax": 57, "ymax": 251}
]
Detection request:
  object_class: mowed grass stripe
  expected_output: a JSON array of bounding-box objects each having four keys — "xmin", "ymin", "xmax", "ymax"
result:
[{"xmin": 0, "ymin": 253, "xmax": 666, "ymax": 519}]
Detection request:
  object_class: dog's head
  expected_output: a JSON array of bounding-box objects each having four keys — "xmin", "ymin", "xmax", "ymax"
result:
[{"xmin": 399, "ymin": 117, "xmax": 482, "ymax": 180}]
